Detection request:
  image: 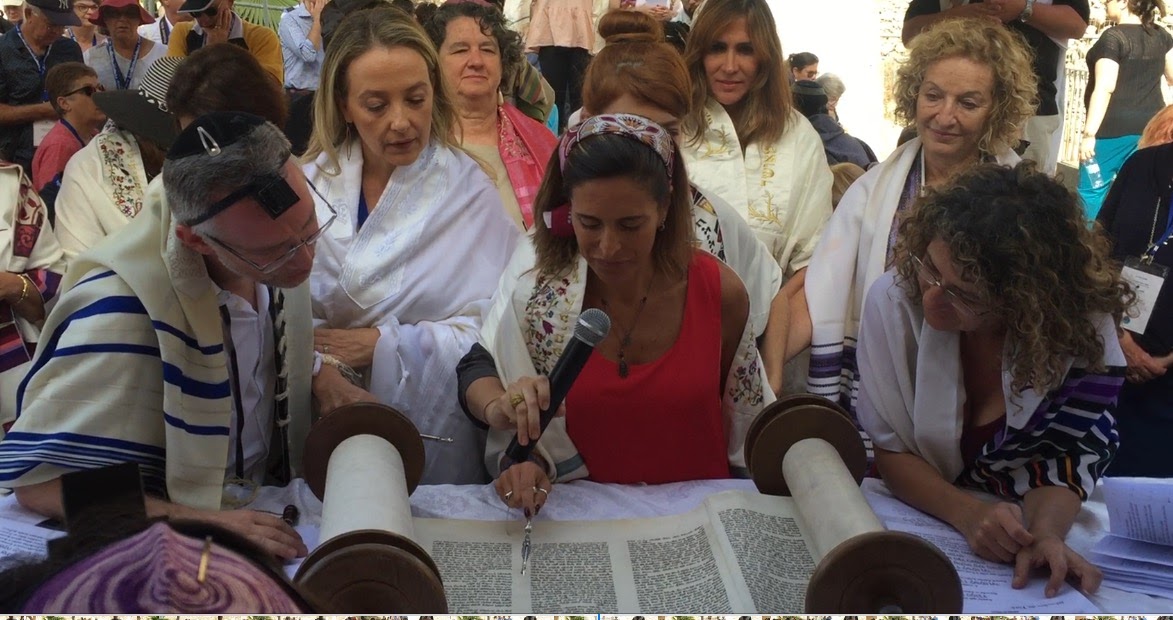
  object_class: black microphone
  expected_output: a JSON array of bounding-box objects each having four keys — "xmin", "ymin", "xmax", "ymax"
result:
[{"xmin": 505, "ymin": 308, "xmax": 611, "ymax": 464}]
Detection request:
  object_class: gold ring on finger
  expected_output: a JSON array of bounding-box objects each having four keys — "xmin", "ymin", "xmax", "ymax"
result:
[{"xmin": 509, "ymin": 393, "xmax": 525, "ymax": 407}]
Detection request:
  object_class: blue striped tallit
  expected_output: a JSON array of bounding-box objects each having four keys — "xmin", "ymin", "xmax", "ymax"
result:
[{"xmin": 1, "ymin": 182, "xmax": 241, "ymax": 510}]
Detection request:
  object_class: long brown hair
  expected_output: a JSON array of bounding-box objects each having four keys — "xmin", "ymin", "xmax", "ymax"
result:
[{"xmin": 682, "ymin": 0, "xmax": 791, "ymax": 146}]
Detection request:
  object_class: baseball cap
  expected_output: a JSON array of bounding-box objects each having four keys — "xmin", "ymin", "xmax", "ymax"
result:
[
  {"xmin": 25, "ymin": 0, "xmax": 82, "ymax": 26},
  {"xmin": 177, "ymin": 0, "xmax": 215, "ymax": 14}
]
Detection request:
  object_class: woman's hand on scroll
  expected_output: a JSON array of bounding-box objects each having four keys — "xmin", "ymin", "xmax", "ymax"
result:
[
  {"xmin": 314, "ymin": 327, "xmax": 380, "ymax": 368},
  {"xmin": 484, "ymin": 376, "xmax": 565, "ymax": 446},
  {"xmin": 205, "ymin": 508, "xmax": 309, "ymax": 560},
  {"xmin": 1012, "ymin": 535, "xmax": 1102, "ymax": 596},
  {"xmin": 494, "ymin": 460, "xmax": 552, "ymax": 517},
  {"xmin": 312, "ymin": 364, "xmax": 376, "ymax": 415},
  {"xmin": 960, "ymin": 500, "xmax": 1035, "ymax": 563}
]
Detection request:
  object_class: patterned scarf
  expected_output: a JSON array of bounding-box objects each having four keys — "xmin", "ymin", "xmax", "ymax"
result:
[{"xmin": 498, "ymin": 103, "xmax": 557, "ymax": 229}]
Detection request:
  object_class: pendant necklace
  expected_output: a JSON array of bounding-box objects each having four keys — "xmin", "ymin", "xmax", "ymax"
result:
[{"xmin": 600, "ymin": 277, "xmax": 654, "ymax": 379}]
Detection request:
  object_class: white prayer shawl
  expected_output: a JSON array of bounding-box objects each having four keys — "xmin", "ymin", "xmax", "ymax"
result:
[
  {"xmin": 306, "ymin": 139, "xmax": 520, "ymax": 485},
  {"xmin": 683, "ymin": 100, "xmax": 833, "ymax": 278},
  {"xmin": 0, "ymin": 180, "xmax": 315, "ymax": 509},
  {"xmin": 856, "ymin": 271, "xmax": 1124, "ymax": 486},
  {"xmin": 692, "ymin": 187, "xmax": 781, "ymax": 337},
  {"xmin": 0, "ymin": 165, "xmax": 66, "ymax": 425},
  {"xmin": 804, "ymin": 138, "xmax": 1020, "ymax": 410},
  {"xmin": 55, "ymin": 128, "xmax": 151, "ymax": 262},
  {"xmin": 480, "ymin": 241, "xmax": 775, "ymax": 482}
]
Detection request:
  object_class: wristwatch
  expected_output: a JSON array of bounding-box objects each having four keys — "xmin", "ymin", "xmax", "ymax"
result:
[{"xmin": 1019, "ymin": 0, "xmax": 1036, "ymax": 23}]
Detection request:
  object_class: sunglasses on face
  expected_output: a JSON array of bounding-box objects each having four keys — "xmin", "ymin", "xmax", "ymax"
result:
[{"xmin": 63, "ymin": 84, "xmax": 105, "ymax": 98}]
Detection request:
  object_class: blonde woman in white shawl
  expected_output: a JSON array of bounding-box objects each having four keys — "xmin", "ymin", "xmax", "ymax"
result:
[
  {"xmin": 801, "ymin": 18, "xmax": 1038, "ymax": 417},
  {"xmin": 303, "ymin": 9, "xmax": 520, "ymax": 485},
  {"xmin": 459, "ymin": 114, "xmax": 772, "ymax": 516},
  {"xmin": 679, "ymin": 0, "xmax": 832, "ymax": 393}
]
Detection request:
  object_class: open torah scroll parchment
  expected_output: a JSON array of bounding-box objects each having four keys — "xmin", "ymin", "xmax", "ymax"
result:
[{"xmin": 412, "ymin": 489, "xmax": 815, "ymax": 613}]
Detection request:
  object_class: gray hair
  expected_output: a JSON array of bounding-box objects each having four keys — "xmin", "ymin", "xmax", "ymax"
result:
[
  {"xmin": 163, "ymin": 121, "xmax": 292, "ymax": 228},
  {"xmin": 816, "ymin": 73, "xmax": 846, "ymax": 100}
]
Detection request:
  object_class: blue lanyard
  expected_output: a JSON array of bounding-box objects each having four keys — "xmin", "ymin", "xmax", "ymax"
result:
[
  {"xmin": 160, "ymin": 19, "xmax": 170, "ymax": 44},
  {"xmin": 356, "ymin": 190, "xmax": 370, "ymax": 230},
  {"xmin": 59, "ymin": 118, "xmax": 84, "ymax": 147},
  {"xmin": 16, "ymin": 25, "xmax": 51, "ymax": 101},
  {"xmin": 1146, "ymin": 195, "xmax": 1173, "ymax": 258},
  {"xmin": 106, "ymin": 38, "xmax": 142, "ymax": 90}
]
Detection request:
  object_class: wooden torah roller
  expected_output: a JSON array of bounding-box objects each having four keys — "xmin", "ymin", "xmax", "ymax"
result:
[
  {"xmin": 746, "ymin": 395, "xmax": 963, "ymax": 613},
  {"xmin": 294, "ymin": 402, "xmax": 447, "ymax": 612}
]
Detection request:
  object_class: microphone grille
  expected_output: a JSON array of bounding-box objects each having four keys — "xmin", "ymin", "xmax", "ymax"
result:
[{"xmin": 575, "ymin": 308, "xmax": 611, "ymax": 346}]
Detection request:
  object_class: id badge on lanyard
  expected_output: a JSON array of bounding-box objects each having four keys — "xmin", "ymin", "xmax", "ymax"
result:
[{"xmin": 1121, "ymin": 256, "xmax": 1167, "ymax": 335}]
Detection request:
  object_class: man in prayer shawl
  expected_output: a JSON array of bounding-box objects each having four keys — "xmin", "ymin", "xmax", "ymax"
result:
[{"xmin": 0, "ymin": 111, "xmax": 372, "ymax": 561}]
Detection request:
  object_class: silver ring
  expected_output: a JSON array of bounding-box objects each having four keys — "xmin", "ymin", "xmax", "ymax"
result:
[
  {"xmin": 504, "ymin": 490, "xmax": 514, "ymax": 500},
  {"xmin": 533, "ymin": 487, "xmax": 548, "ymax": 497}
]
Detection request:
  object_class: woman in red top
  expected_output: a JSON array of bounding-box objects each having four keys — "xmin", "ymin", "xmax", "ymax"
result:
[{"xmin": 460, "ymin": 113, "xmax": 766, "ymax": 514}]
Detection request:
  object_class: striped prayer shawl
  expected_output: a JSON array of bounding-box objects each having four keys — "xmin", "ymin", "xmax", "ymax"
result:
[
  {"xmin": 0, "ymin": 181, "xmax": 315, "ymax": 509},
  {"xmin": 960, "ymin": 368, "xmax": 1123, "ymax": 500}
]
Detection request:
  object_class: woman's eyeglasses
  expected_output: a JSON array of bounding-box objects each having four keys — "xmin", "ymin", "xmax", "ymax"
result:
[
  {"xmin": 63, "ymin": 84, "xmax": 105, "ymax": 98},
  {"xmin": 911, "ymin": 254, "xmax": 992, "ymax": 319}
]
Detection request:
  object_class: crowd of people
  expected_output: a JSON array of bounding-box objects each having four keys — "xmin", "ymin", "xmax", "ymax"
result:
[{"xmin": 0, "ymin": 0, "xmax": 1169, "ymax": 611}]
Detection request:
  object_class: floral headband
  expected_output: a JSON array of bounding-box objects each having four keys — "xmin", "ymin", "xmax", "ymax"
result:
[
  {"xmin": 558, "ymin": 113, "xmax": 676, "ymax": 181},
  {"xmin": 545, "ymin": 114, "xmax": 676, "ymax": 237}
]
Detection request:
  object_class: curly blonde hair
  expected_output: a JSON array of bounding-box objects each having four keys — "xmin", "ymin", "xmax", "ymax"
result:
[
  {"xmin": 894, "ymin": 18, "xmax": 1038, "ymax": 157},
  {"xmin": 893, "ymin": 162, "xmax": 1133, "ymax": 395}
]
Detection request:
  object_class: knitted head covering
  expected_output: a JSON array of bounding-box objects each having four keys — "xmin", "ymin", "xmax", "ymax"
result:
[
  {"xmin": 21, "ymin": 521, "xmax": 311, "ymax": 613},
  {"xmin": 792, "ymin": 79, "xmax": 829, "ymax": 118}
]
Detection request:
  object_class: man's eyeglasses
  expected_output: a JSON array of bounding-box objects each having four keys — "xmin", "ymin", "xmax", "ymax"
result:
[
  {"xmin": 63, "ymin": 84, "xmax": 105, "ymax": 98},
  {"xmin": 911, "ymin": 254, "xmax": 992, "ymax": 319},
  {"xmin": 192, "ymin": 5, "xmax": 218, "ymax": 18},
  {"xmin": 73, "ymin": 3, "xmax": 99, "ymax": 13},
  {"xmin": 205, "ymin": 183, "xmax": 338, "ymax": 274}
]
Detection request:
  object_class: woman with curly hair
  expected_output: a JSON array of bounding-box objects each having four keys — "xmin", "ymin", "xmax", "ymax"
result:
[
  {"xmin": 423, "ymin": 0, "xmax": 557, "ymax": 229},
  {"xmin": 858, "ymin": 162, "xmax": 1128, "ymax": 597},
  {"xmin": 801, "ymin": 18, "xmax": 1038, "ymax": 415}
]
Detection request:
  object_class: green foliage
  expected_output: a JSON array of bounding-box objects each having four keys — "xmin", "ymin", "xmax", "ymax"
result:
[{"xmin": 235, "ymin": 0, "xmax": 298, "ymax": 31}]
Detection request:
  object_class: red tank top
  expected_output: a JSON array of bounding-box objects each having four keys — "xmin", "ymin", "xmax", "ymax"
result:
[{"xmin": 565, "ymin": 251, "xmax": 728, "ymax": 484}]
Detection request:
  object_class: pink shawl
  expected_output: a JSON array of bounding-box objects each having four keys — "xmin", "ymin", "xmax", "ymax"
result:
[{"xmin": 498, "ymin": 103, "xmax": 557, "ymax": 228}]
